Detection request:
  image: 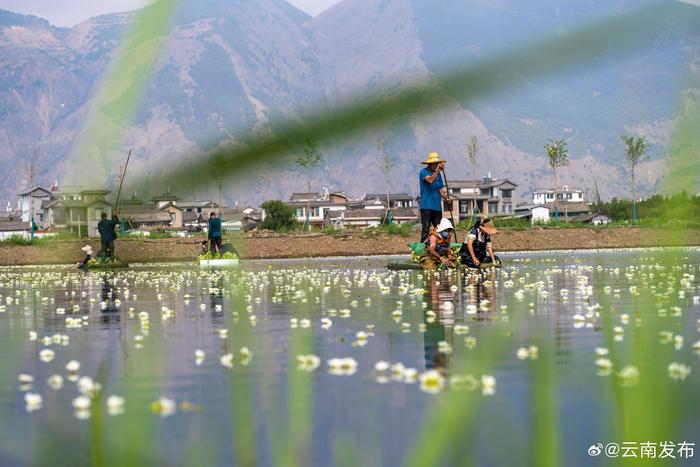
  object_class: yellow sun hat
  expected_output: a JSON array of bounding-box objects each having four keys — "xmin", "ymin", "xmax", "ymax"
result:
[{"xmin": 421, "ymin": 152, "xmax": 445, "ymax": 164}]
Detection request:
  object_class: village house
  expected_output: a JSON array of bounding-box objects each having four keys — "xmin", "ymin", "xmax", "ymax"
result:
[
  {"xmin": 361, "ymin": 193, "xmax": 417, "ymax": 209},
  {"xmin": 532, "ymin": 186, "xmax": 585, "ymax": 205},
  {"xmin": 44, "ymin": 188, "xmax": 112, "ymax": 237},
  {"xmin": 444, "ymin": 175, "xmax": 517, "ymax": 220},
  {"xmin": 18, "ymin": 187, "xmax": 53, "ymax": 227},
  {"xmin": 285, "ymin": 191, "xmax": 350, "ymax": 226},
  {"xmin": 0, "ymin": 221, "xmax": 32, "ymax": 240},
  {"xmin": 325, "ymin": 207, "xmax": 419, "ymax": 228}
]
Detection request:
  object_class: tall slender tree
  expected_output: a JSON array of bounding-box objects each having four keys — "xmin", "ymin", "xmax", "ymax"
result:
[
  {"xmin": 296, "ymin": 138, "xmax": 323, "ymax": 230},
  {"xmin": 376, "ymin": 137, "xmax": 395, "ymax": 227},
  {"xmin": 468, "ymin": 135, "xmax": 479, "ymax": 218},
  {"xmin": 621, "ymin": 135, "xmax": 648, "ymax": 224},
  {"xmin": 544, "ymin": 139, "xmax": 569, "ymax": 223}
]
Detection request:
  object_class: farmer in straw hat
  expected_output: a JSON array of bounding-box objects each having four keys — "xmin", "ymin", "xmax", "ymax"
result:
[
  {"xmin": 460, "ymin": 217, "xmax": 501, "ymax": 269},
  {"xmin": 420, "ymin": 218, "xmax": 458, "ymax": 270},
  {"xmin": 419, "ymin": 152, "xmax": 451, "ymax": 242}
]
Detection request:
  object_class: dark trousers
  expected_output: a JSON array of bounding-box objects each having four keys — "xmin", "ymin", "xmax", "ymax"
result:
[
  {"xmin": 100, "ymin": 239, "xmax": 115, "ymax": 258},
  {"xmin": 420, "ymin": 209, "xmax": 442, "ymax": 243},
  {"xmin": 210, "ymin": 236, "xmax": 222, "ymax": 255}
]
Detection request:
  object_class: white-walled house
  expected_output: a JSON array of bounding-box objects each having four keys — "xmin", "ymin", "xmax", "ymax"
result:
[
  {"xmin": 17, "ymin": 187, "xmax": 52, "ymax": 226},
  {"xmin": 532, "ymin": 186, "xmax": 585, "ymax": 205}
]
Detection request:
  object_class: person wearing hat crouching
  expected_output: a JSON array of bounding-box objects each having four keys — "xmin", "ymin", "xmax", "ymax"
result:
[
  {"xmin": 460, "ymin": 218, "xmax": 501, "ymax": 269},
  {"xmin": 78, "ymin": 245, "xmax": 93, "ymax": 270},
  {"xmin": 419, "ymin": 152, "xmax": 451, "ymax": 243},
  {"xmin": 420, "ymin": 218, "xmax": 458, "ymax": 270}
]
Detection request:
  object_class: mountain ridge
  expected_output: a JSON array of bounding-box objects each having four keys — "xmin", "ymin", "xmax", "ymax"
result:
[{"xmin": 0, "ymin": 0, "xmax": 698, "ymax": 207}]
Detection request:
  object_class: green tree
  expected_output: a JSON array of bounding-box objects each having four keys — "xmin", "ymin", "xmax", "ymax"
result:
[
  {"xmin": 467, "ymin": 135, "xmax": 479, "ymax": 217},
  {"xmin": 295, "ymin": 139, "xmax": 323, "ymax": 230},
  {"xmin": 544, "ymin": 139, "xmax": 569, "ymax": 223},
  {"xmin": 376, "ymin": 137, "xmax": 395, "ymax": 227},
  {"xmin": 260, "ymin": 200, "xmax": 297, "ymax": 232},
  {"xmin": 621, "ymin": 134, "xmax": 648, "ymax": 224}
]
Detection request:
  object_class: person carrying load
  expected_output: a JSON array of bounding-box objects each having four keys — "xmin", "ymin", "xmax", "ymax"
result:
[
  {"xmin": 420, "ymin": 218, "xmax": 458, "ymax": 270},
  {"xmin": 460, "ymin": 217, "xmax": 501, "ymax": 269}
]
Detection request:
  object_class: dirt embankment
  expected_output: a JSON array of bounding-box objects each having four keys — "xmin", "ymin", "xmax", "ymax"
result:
[{"xmin": 0, "ymin": 227, "xmax": 698, "ymax": 266}]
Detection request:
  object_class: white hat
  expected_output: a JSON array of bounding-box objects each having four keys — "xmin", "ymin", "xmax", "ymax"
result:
[
  {"xmin": 81, "ymin": 245, "xmax": 93, "ymax": 255},
  {"xmin": 436, "ymin": 218, "xmax": 454, "ymax": 233}
]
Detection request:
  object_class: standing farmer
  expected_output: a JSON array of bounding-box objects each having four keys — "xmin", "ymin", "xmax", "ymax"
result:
[
  {"xmin": 208, "ymin": 212, "xmax": 223, "ymax": 256},
  {"xmin": 419, "ymin": 152, "xmax": 451, "ymax": 242},
  {"xmin": 97, "ymin": 212, "xmax": 120, "ymax": 259}
]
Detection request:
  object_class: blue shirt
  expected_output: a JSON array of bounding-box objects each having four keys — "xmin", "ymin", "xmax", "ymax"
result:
[{"xmin": 419, "ymin": 167, "xmax": 444, "ymax": 211}]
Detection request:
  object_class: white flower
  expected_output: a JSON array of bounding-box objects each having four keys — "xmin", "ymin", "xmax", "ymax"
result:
[
  {"xmin": 516, "ymin": 347, "xmax": 530, "ymax": 360},
  {"xmin": 66, "ymin": 360, "xmax": 80, "ymax": 373},
  {"xmin": 668, "ymin": 362, "xmax": 691, "ymax": 381},
  {"xmin": 300, "ymin": 319, "xmax": 311, "ymax": 328},
  {"xmin": 25, "ymin": 393, "xmax": 42, "ymax": 412},
  {"xmin": 47, "ymin": 374, "xmax": 63, "ymax": 390},
  {"xmin": 106, "ymin": 395, "xmax": 126, "ymax": 416},
  {"xmin": 72, "ymin": 395, "xmax": 91, "ymax": 410},
  {"xmin": 327, "ymin": 357, "xmax": 358, "ymax": 376},
  {"xmin": 18, "ymin": 374, "xmax": 34, "ymax": 384},
  {"xmin": 595, "ymin": 347, "xmax": 609, "ymax": 356},
  {"xmin": 151, "ymin": 397, "xmax": 176, "ymax": 417},
  {"xmin": 374, "ymin": 361, "xmax": 390, "ymax": 372},
  {"xmin": 29, "ymin": 331, "xmax": 37, "ymax": 341},
  {"xmin": 39, "ymin": 348, "xmax": 55, "ymax": 362},
  {"xmin": 595, "ymin": 358, "xmax": 613, "ymax": 376},
  {"xmin": 220, "ymin": 353, "xmax": 234, "ymax": 368},
  {"xmin": 77, "ymin": 377, "xmax": 102, "ymax": 396},
  {"xmin": 419, "ymin": 370, "xmax": 445, "ymax": 394},
  {"xmin": 454, "ymin": 325, "xmax": 469, "ymax": 335},
  {"xmin": 438, "ymin": 341, "xmax": 452, "ymax": 354},
  {"xmin": 481, "ymin": 375, "xmax": 496, "ymax": 396},
  {"xmin": 296, "ymin": 354, "xmax": 321, "ymax": 371},
  {"xmin": 195, "ymin": 350, "xmax": 205, "ymax": 365},
  {"xmin": 403, "ymin": 368, "xmax": 419, "ymax": 384},
  {"xmin": 321, "ymin": 318, "xmax": 332, "ymax": 329},
  {"xmin": 617, "ymin": 366, "xmax": 639, "ymax": 387}
]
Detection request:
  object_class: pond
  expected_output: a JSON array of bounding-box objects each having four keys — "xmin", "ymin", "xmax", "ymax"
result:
[{"xmin": 0, "ymin": 248, "xmax": 698, "ymax": 466}]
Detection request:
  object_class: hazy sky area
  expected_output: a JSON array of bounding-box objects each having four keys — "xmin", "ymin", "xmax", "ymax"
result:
[{"xmin": 0, "ymin": 0, "xmax": 342, "ymax": 27}]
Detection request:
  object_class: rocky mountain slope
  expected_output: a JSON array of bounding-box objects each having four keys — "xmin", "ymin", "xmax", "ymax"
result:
[{"xmin": 0, "ymin": 0, "xmax": 698, "ymax": 207}]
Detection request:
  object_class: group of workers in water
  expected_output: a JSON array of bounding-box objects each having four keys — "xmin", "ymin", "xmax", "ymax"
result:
[
  {"xmin": 79, "ymin": 210, "xmax": 227, "ymax": 269},
  {"xmin": 418, "ymin": 151, "xmax": 500, "ymax": 270}
]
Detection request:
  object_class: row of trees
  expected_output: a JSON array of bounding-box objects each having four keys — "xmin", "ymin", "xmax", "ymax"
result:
[
  {"xmin": 543, "ymin": 135, "xmax": 648, "ymax": 223},
  {"xmin": 275, "ymin": 130, "xmax": 650, "ymax": 231}
]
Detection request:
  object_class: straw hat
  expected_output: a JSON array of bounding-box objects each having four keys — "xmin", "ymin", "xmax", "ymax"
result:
[
  {"xmin": 436, "ymin": 218, "xmax": 454, "ymax": 233},
  {"xmin": 81, "ymin": 245, "xmax": 93, "ymax": 255},
  {"xmin": 421, "ymin": 152, "xmax": 445, "ymax": 165},
  {"xmin": 480, "ymin": 218, "xmax": 498, "ymax": 235}
]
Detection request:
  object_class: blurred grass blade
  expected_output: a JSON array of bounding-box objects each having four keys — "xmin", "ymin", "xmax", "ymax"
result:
[{"xmin": 67, "ymin": 0, "xmax": 181, "ymax": 184}]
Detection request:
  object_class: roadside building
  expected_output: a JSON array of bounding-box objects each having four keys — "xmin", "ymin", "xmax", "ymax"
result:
[
  {"xmin": 44, "ymin": 188, "xmax": 112, "ymax": 237},
  {"xmin": 571, "ymin": 212, "xmax": 611, "ymax": 225},
  {"xmin": 0, "ymin": 221, "xmax": 31, "ymax": 240},
  {"xmin": 325, "ymin": 207, "xmax": 419, "ymax": 228},
  {"xmin": 532, "ymin": 186, "xmax": 585, "ymax": 205},
  {"xmin": 445, "ymin": 175, "xmax": 517, "ymax": 220},
  {"xmin": 17, "ymin": 187, "xmax": 52, "ymax": 226}
]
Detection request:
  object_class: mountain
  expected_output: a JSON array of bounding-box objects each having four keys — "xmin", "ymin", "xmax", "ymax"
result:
[{"xmin": 0, "ymin": 0, "xmax": 698, "ymax": 207}]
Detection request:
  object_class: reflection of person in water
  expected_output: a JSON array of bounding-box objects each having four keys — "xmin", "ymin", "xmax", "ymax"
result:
[
  {"xmin": 209, "ymin": 278, "xmax": 225, "ymax": 326},
  {"xmin": 462, "ymin": 268, "xmax": 497, "ymax": 317},
  {"xmin": 100, "ymin": 276, "xmax": 120, "ymax": 327},
  {"xmin": 423, "ymin": 274, "xmax": 456, "ymax": 370}
]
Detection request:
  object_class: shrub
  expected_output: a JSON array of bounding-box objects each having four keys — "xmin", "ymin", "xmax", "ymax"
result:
[{"xmin": 260, "ymin": 200, "xmax": 297, "ymax": 232}]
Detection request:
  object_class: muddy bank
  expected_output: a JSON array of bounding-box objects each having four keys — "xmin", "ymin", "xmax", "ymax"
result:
[{"xmin": 0, "ymin": 227, "xmax": 698, "ymax": 266}]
